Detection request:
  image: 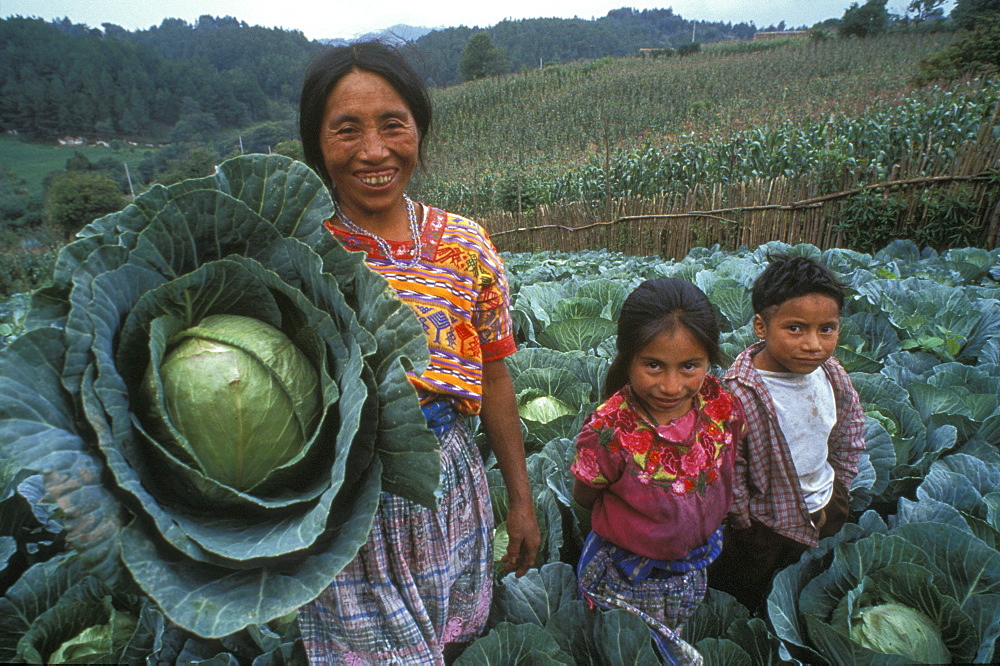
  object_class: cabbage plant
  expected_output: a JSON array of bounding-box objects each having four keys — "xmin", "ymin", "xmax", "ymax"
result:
[
  {"xmin": 459, "ymin": 562, "xmax": 660, "ymax": 664},
  {"xmin": 0, "ymin": 155, "xmax": 440, "ymax": 651},
  {"xmin": 770, "ymin": 511, "xmax": 1000, "ymax": 664}
]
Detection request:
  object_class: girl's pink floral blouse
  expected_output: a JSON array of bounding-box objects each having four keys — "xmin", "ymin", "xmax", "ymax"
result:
[{"xmin": 571, "ymin": 374, "xmax": 744, "ymax": 560}]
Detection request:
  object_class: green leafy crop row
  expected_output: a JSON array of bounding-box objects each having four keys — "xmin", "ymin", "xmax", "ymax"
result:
[
  {"xmin": 416, "ymin": 82, "xmax": 999, "ymax": 215},
  {"xmin": 469, "ymin": 239, "xmax": 1000, "ymax": 663}
]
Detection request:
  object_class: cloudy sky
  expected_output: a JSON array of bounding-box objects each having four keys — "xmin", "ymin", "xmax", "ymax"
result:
[{"xmin": 3, "ymin": 1, "xmax": 946, "ymax": 41}]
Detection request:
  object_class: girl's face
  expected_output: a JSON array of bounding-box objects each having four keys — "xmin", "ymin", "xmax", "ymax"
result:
[{"xmin": 628, "ymin": 325, "xmax": 709, "ymax": 424}]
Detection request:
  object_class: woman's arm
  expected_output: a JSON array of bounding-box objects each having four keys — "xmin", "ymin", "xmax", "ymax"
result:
[{"xmin": 479, "ymin": 358, "xmax": 541, "ymax": 577}]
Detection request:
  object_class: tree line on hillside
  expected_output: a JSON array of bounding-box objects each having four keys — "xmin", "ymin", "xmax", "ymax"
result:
[
  {"xmin": 3, "ymin": 3, "xmax": 994, "ymax": 142},
  {"xmin": 0, "ymin": 9, "xmax": 760, "ymax": 141},
  {"xmin": 0, "ymin": 15, "xmax": 321, "ymax": 141},
  {"xmin": 836, "ymin": 0, "xmax": 996, "ymax": 38},
  {"xmin": 410, "ymin": 7, "xmax": 758, "ymax": 87}
]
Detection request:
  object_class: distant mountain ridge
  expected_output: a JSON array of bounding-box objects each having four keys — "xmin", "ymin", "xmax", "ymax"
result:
[
  {"xmin": 319, "ymin": 23, "xmax": 434, "ymax": 47},
  {"xmin": 357, "ymin": 24, "xmax": 434, "ymax": 43}
]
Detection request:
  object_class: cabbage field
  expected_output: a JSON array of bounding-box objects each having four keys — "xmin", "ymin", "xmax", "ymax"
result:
[
  {"xmin": 469, "ymin": 241, "xmax": 1000, "ymax": 664},
  {"xmin": 0, "ymin": 155, "xmax": 998, "ymax": 663}
]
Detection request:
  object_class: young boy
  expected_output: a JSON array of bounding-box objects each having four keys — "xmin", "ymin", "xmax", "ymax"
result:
[{"xmin": 709, "ymin": 254, "xmax": 865, "ymax": 612}]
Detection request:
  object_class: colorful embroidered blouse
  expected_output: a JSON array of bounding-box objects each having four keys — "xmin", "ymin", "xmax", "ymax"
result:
[
  {"xmin": 325, "ymin": 204, "xmax": 516, "ymax": 415},
  {"xmin": 571, "ymin": 375, "xmax": 744, "ymax": 561}
]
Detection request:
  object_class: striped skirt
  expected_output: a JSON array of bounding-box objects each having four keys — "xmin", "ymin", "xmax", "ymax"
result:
[
  {"xmin": 577, "ymin": 532, "xmax": 708, "ymax": 666},
  {"xmin": 297, "ymin": 417, "xmax": 493, "ymax": 665}
]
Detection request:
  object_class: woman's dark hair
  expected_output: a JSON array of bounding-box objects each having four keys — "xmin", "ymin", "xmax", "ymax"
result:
[
  {"xmin": 298, "ymin": 41, "xmax": 432, "ymax": 189},
  {"xmin": 751, "ymin": 254, "xmax": 845, "ymax": 316},
  {"xmin": 603, "ymin": 277, "xmax": 722, "ymax": 399}
]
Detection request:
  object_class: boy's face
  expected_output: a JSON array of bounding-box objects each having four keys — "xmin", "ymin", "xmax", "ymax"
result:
[{"xmin": 752, "ymin": 293, "xmax": 840, "ymax": 374}]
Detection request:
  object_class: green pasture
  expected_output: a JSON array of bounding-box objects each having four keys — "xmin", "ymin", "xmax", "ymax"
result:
[{"xmin": 0, "ymin": 135, "xmax": 156, "ymax": 196}]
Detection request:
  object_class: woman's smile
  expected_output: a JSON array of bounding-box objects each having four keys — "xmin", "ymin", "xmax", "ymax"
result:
[
  {"xmin": 320, "ymin": 69, "xmax": 419, "ymax": 232},
  {"xmin": 357, "ymin": 171, "xmax": 396, "ymax": 187}
]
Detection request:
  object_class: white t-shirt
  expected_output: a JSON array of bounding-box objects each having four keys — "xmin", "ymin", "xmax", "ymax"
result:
[{"xmin": 758, "ymin": 367, "xmax": 837, "ymax": 513}]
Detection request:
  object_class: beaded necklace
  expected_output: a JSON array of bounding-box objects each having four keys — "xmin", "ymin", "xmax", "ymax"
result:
[{"xmin": 335, "ymin": 194, "xmax": 422, "ymax": 269}]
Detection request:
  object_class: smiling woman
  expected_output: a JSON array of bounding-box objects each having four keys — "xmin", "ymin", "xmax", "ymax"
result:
[
  {"xmin": 319, "ymin": 70, "xmax": 420, "ymax": 227},
  {"xmin": 295, "ymin": 41, "xmax": 540, "ymax": 664}
]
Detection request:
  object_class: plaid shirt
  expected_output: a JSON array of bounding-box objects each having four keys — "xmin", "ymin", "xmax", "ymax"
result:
[{"xmin": 722, "ymin": 341, "xmax": 865, "ymax": 547}]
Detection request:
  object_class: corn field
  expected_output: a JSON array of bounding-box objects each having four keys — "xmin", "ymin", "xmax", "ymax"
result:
[
  {"xmin": 406, "ymin": 34, "xmax": 1000, "ymax": 256},
  {"xmin": 411, "ymin": 34, "xmax": 957, "ymax": 212},
  {"xmin": 482, "ymin": 92, "xmax": 1000, "ymax": 257}
]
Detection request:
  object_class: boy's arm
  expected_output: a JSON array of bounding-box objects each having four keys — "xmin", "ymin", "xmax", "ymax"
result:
[
  {"xmin": 723, "ymin": 379, "xmax": 755, "ymax": 530},
  {"xmin": 729, "ymin": 430, "xmax": 752, "ymax": 529},
  {"xmin": 827, "ymin": 364, "xmax": 866, "ymax": 488}
]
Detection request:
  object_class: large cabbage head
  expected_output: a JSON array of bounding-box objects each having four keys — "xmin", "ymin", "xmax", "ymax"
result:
[
  {"xmin": 141, "ymin": 314, "xmax": 322, "ymax": 491},
  {"xmin": 769, "ymin": 513, "xmax": 1000, "ymax": 665},
  {"xmin": 0, "ymin": 155, "xmax": 441, "ymax": 643},
  {"xmin": 850, "ymin": 601, "xmax": 950, "ymax": 663}
]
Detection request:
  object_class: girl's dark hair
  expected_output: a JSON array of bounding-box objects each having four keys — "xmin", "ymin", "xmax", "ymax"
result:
[
  {"xmin": 751, "ymin": 254, "xmax": 845, "ymax": 316},
  {"xmin": 603, "ymin": 278, "xmax": 722, "ymax": 399},
  {"xmin": 298, "ymin": 41, "xmax": 432, "ymax": 189}
]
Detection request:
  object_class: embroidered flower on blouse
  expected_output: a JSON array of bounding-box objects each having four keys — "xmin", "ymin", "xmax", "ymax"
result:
[
  {"xmin": 644, "ymin": 448, "xmax": 662, "ymax": 473},
  {"xmin": 619, "ymin": 428, "xmax": 653, "ymax": 456},
  {"xmin": 703, "ymin": 390, "xmax": 733, "ymax": 421},
  {"xmin": 608, "ymin": 407, "xmax": 636, "ymax": 432},
  {"xmin": 672, "ymin": 477, "xmax": 698, "ymax": 495},
  {"xmin": 680, "ymin": 441, "xmax": 709, "ymax": 477},
  {"xmin": 571, "ymin": 447, "xmax": 606, "ymax": 485},
  {"xmin": 588, "ymin": 414, "xmax": 608, "ymax": 431},
  {"xmin": 601, "ymin": 393, "xmax": 625, "ymax": 413},
  {"xmin": 586, "ymin": 375, "xmax": 735, "ymax": 495},
  {"xmin": 659, "ymin": 447, "xmax": 683, "ymax": 477}
]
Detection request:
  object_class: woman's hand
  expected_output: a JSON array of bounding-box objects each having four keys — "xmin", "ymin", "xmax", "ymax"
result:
[
  {"xmin": 502, "ymin": 497, "xmax": 541, "ymax": 577},
  {"xmin": 480, "ymin": 359, "xmax": 541, "ymax": 577}
]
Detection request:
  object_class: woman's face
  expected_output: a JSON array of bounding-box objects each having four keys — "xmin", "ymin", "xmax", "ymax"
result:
[{"xmin": 320, "ymin": 69, "xmax": 419, "ymax": 221}]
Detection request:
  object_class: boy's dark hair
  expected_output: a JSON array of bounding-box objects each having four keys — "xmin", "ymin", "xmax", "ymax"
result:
[
  {"xmin": 299, "ymin": 41, "xmax": 432, "ymax": 191},
  {"xmin": 604, "ymin": 277, "xmax": 722, "ymax": 399},
  {"xmin": 751, "ymin": 255, "xmax": 845, "ymax": 316}
]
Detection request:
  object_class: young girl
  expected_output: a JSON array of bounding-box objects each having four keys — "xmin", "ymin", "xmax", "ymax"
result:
[{"xmin": 571, "ymin": 278, "xmax": 744, "ymax": 665}]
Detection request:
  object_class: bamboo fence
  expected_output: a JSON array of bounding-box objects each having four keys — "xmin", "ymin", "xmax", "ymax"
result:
[{"xmin": 482, "ymin": 112, "xmax": 1000, "ymax": 258}]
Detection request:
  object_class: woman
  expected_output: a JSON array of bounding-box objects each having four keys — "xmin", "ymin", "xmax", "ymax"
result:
[{"xmin": 296, "ymin": 42, "xmax": 541, "ymax": 664}]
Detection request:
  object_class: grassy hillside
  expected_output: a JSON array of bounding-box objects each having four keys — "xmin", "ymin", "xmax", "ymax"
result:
[
  {"xmin": 412, "ymin": 34, "xmax": 959, "ymax": 210},
  {"xmin": 0, "ymin": 34, "xmax": 960, "ymax": 205},
  {"xmin": 0, "ymin": 137, "xmax": 154, "ymax": 197}
]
